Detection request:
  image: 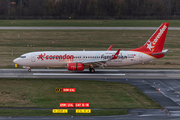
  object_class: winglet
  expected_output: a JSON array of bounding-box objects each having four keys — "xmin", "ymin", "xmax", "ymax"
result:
[
  {"xmin": 111, "ymin": 49, "xmax": 120, "ymax": 59},
  {"xmin": 107, "ymin": 45, "xmax": 113, "ymax": 51}
]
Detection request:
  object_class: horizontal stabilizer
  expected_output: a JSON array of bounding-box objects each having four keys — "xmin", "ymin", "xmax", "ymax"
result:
[{"xmin": 151, "ymin": 49, "xmax": 168, "ymax": 55}]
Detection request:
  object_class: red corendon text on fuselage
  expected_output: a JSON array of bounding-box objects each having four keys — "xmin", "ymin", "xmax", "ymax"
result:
[{"xmin": 38, "ymin": 53, "xmax": 74, "ymax": 60}]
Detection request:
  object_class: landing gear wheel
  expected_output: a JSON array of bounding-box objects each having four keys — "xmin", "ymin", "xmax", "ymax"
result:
[
  {"xmin": 28, "ymin": 69, "xmax": 31, "ymax": 72},
  {"xmin": 89, "ymin": 68, "xmax": 95, "ymax": 73}
]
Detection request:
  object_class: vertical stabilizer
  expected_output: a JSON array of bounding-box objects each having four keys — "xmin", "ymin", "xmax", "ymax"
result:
[{"xmin": 130, "ymin": 23, "xmax": 169, "ymax": 53}]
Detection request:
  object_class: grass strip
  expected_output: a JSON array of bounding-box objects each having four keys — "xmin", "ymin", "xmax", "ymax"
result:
[
  {"xmin": 0, "ymin": 109, "xmax": 127, "ymax": 116},
  {"xmin": 0, "ymin": 78, "xmax": 161, "ymax": 109}
]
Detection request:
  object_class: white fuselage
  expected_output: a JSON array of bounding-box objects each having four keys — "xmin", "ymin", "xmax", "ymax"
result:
[
  {"xmin": 13, "ymin": 51, "xmax": 156, "ymax": 68},
  {"xmin": 13, "ymin": 23, "xmax": 169, "ymax": 71}
]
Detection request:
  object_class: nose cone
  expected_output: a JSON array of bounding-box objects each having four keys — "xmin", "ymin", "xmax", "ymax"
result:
[{"xmin": 13, "ymin": 58, "xmax": 20, "ymax": 64}]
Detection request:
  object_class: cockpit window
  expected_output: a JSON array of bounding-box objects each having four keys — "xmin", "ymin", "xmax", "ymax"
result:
[{"xmin": 20, "ymin": 56, "xmax": 26, "ymax": 58}]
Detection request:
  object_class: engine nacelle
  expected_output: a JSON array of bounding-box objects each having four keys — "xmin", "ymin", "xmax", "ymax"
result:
[{"xmin": 67, "ymin": 63, "xmax": 84, "ymax": 71}]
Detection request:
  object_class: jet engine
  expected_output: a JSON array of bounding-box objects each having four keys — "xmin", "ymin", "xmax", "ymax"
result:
[{"xmin": 67, "ymin": 63, "xmax": 84, "ymax": 71}]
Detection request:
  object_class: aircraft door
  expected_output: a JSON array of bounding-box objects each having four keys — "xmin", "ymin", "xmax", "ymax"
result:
[
  {"xmin": 117, "ymin": 53, "xmax": 122, "ymax": 64},
  {"xmin": 31, "ymin": 54, "xmax": 36, "ymax": 62},
  {"xmin": 139, "ymin": 53, "xmax": 143, "ymax": 62}
]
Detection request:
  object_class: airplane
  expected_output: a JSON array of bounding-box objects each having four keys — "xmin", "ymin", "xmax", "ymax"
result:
[{"xmin": 13, "ymin": 23, "xmax": 169, "ymax": 73}]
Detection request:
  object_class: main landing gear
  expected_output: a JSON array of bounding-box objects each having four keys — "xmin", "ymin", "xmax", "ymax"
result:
[
  {"xmin": 89, "ymin": 68, "xmax": 95, "ymax": 73},
  {"xmin": 28, "ymin": 69, "xmax": 31, "ymax": 72},
  {"xmin": 89, "ymin": 65, "xmax": 95, "ymax": 73}
]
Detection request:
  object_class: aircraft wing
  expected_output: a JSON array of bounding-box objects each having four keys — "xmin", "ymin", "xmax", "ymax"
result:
[
  {"xmin": 73, "ymin": 49, "xmax": 121, "ymax": 67},
  {"xmin": 72, "ymin": 59, "xmax": 107, "ymax": 67},
  {"xmin": 82, "ymin": 59, "xmax": 107, "ymax": 67},
  {"xmin": 82, "ymin": 59, "xmax": 107, "ymax": 64}
]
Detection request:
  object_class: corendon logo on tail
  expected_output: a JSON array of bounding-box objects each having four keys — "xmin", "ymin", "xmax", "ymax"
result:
[
  {"xmin": 146, "ymin": 25, "xmax": 167, "ymax": 52},
  {"xmin": 38, "ymin": 53, "xmax": 74, "ymax": 60}
]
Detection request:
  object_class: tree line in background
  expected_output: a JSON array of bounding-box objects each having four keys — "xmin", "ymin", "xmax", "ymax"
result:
[{"xmin": 0, "ymin": 0, "xmax": 180, "ymax": 19}]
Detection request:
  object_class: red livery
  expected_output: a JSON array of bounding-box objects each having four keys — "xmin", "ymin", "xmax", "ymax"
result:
[{"xmin": 68, "ymin": 63, "xmax": 84, "ymax": 71}]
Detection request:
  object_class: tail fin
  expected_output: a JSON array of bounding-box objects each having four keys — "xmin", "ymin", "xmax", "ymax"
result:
[{"xmin": 130, "ymin": 23, "xmax": 169, "ymax": 53}]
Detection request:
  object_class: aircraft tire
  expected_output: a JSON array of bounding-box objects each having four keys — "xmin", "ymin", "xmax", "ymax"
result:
[{"xmin": 89, "ymin": 68, "xmax": 95, "ymax": 73}]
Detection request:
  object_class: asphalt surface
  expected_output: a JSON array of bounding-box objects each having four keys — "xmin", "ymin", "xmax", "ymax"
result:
[
  {"xmin": 0, "ymin": 27, "xmax": 180, "ymax": 30},
  {"xmin": 119, "ymin": 79, "xmax": 180, "ymax": 117},
  {"xmin": 0, "ymin": 69, "xmax": 180, "ymax": 120},
  {"xmin": 0, "ymin": 116, "xmax": 179, "ymax": 120},
  {"xmin": 0, "ymin": 69, "xmax": 180, "ymax": 79}
]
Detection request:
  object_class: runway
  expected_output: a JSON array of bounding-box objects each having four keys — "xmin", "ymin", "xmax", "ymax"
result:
[
  {"xmin": 1, "ymin": 69, "xmax": 180, "ymax": 79},
  {"xmin": 1, "ymin": 69, "xmax": 180, "ymax": 120},
  {"xmin": 0, "ymin": 26, "xmax": 180, "ymax": 30}
]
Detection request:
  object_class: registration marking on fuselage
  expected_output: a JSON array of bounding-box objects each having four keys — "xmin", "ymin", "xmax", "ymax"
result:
[{"xmin": 33, "ymin": 73, "xmax": 125, "ymax": 76}]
